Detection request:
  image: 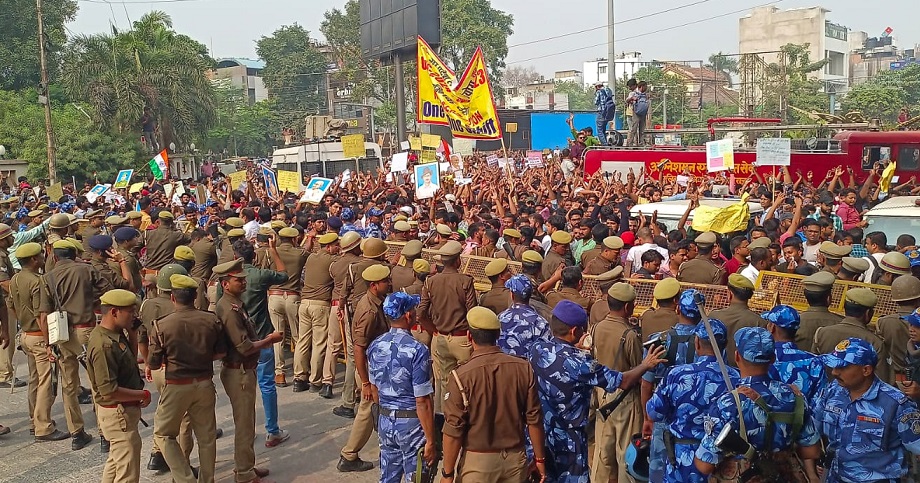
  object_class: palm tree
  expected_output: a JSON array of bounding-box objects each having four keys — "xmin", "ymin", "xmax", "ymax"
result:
[
  {"xmin": 707, "ymin": 52, "xmax": 739, "ymax": 87},
  {"xmin": 61, "ymin": 12, "xmax": 217, "ymax": 153}
]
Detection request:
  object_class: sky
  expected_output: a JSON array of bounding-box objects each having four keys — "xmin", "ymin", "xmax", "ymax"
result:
[{"xmin": 68, "ymin": 0, "xmax": 918, "ymax": 76}]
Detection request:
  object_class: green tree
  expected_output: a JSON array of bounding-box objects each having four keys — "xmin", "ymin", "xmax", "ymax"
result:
[
  {"xmin": 441, "ymin": 0, "xmax": 514, "ymax": 93},
  {"xmin": 840, "ymin": 83, "xmax": 905, "ymax": 123},
  {"xmin": 759, "ymin": 43, "xmax": 830, "ymax": 124},
  {"xmin": 0, "ymin": 90, "xmax": 145, "ymax": 182},
  {"xmin": 204, "ymin": 82, "xmax": 276, "ymax": 157},
  {"xmin": 0, "ymin": 0, "xmax": 78, "ymax": 90},
  {"xmin": 60, "ymin": 11, "xmax": 217, "ymax": 151},
  {"xmin": 256, "ymin": 24, "xmax": 329, "ymax": 130},
  {"xmin": 706, "ymin": 52, "xmax": 738, "ymax": 87},
  {"xmin": 613, "ymin": 66, "xmax": 693, "ymax": 127},
  {"xmin": 554, "ymin": 81, "xmax": 594, "ymax": 111}
]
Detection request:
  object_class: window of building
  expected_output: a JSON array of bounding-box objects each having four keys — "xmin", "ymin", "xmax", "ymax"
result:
[
  {"xmin": 825, "ymin": 51, "xmax": 845, "ymax": 77},
  {"xmin": 898, "ymin": 145, "xmax": 920, "ymax": 171},
  {"xmin": 598, "ymin": 65, "xmax": 607, "ymax": 75}
]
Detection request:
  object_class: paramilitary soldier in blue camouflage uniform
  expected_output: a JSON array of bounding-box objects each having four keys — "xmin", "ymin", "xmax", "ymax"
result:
[
  {"xmin": 497, "ymin": 275, "xmax": 550, "ymax": 358},
  {"xmin": 367, "ymin": 292, "xmax": 436, "ymax": 483},
  {"xmin": 529, "ymin": 298, "xmax": 665, "ymax": 482},
  {"xmin": 763, "ymin": 305, "xmax": 827, "ymax": 405},
  {"xmin": 694, "ymin": 327, "xmax": 822, "ymax": 482},
  {"xmin": 646, "ymin": 318, "xmax": 739, "ymax": 483},
  {"xmin": 816, "ymin": 337, "xmax": 920, "ymax": 482}
]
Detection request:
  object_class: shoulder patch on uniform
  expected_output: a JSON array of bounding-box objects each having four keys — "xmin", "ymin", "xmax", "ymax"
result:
[
  {"xmin": 444, "ymin": 392, "xmax": 450, "ymax": 401},
  {"xmin": 118, "ymin": 342, "xmax": 127, "ymax": 351}
]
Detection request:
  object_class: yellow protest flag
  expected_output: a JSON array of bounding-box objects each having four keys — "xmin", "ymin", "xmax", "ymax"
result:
[
  {"xmin": 690, "ymin": 196, "xmax": 752, "ymax": 234},
  {"xmin": 128, "ymin": 182, "xmax": 145, "ymax": 194},
  {"xmin": 341, "ymin": 134, "xmax": 366, "ymax": 159},
  {"xmin": 276, "ymin": 170, "xmax": 301, "ymax": 193},
  {"xmin": 416, "ymin": 36, "xmax": 456, "ymax": 126},
  {"xmin": 46, "ymin": 182, "xmax": 64, "ymax": 202},
  {"xmin": 228, "ymin": 171, "xmax": 247, "ymax": 189},
  {"xmin": 409, "ymin": 136, "xmax": 422, "ymax": 151},
  {"xmin": 879, "ymin": 160, "xmax": 897, "ymax": 193}
]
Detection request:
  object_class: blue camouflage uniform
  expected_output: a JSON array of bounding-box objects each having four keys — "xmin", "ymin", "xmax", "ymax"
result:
[
  {"xmin": 365, "ymin": 208, "xmax": 385, "ymax": 239},
  {"xmin": 695, "ymin": 327, "xmax": 821, "ymax": 472},
  {"xmin": 816, "ymin": 337, "xmax": 920, "ymax": 483},
  {"xmin": 368, "ymin": 293, "xmax": 434, "ymax": 483},
  {"xmin": 498, "ymin": 276, "xmax": 551, "ymax": 358},
  {"xmin": 643, "ymin": 289, "xmax": 704, "ymax": 481},
  {"xmin": 339, "ymin": 208, "xmax": 366, "ymax": 237},
  {"xmin": 647, "ymin": 319, "xmax": 739, "ymax": 483},
  {"xmin": 529, "ymin": 301, "xmax": 624, "ymax": 483},
  {"xmin": 763, "ymin": 305, "xmax": 827, "ymax": 404}
]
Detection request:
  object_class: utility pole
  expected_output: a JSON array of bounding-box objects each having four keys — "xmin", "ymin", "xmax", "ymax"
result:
[
  {"xmin": 393, "ymin": 52, "xmax": 408, "ymax": 146},
  {"xmin": 607, "ymin": 0, "xmax": 616, "ymax": 91},
  {"xmin": 36, "ymin": 0, "xmax": 57, "ymax": 183}
]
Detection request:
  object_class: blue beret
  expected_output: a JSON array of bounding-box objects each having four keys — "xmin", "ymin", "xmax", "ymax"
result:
[
  {"xmin": 341, "ymin": 208, "xmax": 356, "ymax": 220},
  {"xmin": 49, "ymin": 202, "xmax": 59, "ymax": 209},
  {"xmin": 505, "ymin": 274, "xmax": 533, "ymax": 298},
  {"xmin": 368, "ymin": 207, "xmax": 384, "ymax": 217},
  {"xmin": 678, "ymin": 289, "xmax": 704, "ymax": 321},
  {"xmin": 734, "ymin": 327, "xmax": 774, "ymax": 363},
  {"xmin": 694, "ymin": 318, "xmax": 728, "ymax": 347},
  {"xmin": 60, "ymin": 202, "xmax": 74, "ymax": 212},
  {"xmin": 114, "ymin": 227, "xmax": 140, "ymax": 242},
  {"xmin": 327, "ymin": 216, "xmax": 343, "ymax": 230},
  {"xmin": 908, "ymin": 249, "xmax": 920, "ymax": 268},
  {"xmin": 552, "ymin": 300, "xmax": 588, "ymax": 328},
  {"xmin": 88, "ymin": 234, "xmax": 113, "ymax": 251},
  {"xmin": 902, "ymin": 308, "xmax": 920, "ymax": 327},
  {"xmin": 16, "ymin": 207, "xmax": 28, "ymax": 219},
  {"xmin": 761, "ymin": 305, "xmax": 800, "ymax": 331},
  {"xmin": 821, "ymin": 337, "xmax": 878, "ymax": 368},
  {"xmin": 206, "ymin": 200, "xmax": 218, "ymax": 207},
  {"xmin": 383, "ymin": 292, "xmax": 421, "ymax": 320}
]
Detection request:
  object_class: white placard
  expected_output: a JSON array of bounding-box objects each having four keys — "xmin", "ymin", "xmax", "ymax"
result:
[
  {"xmin": 755, "ymin": 138, "xmax": 791, "ymax": 166},
  {"xmin": 390, "ymin": 152, "xmax": 409, "ymax": 173},
  {"xmin": 301, "ymin": 177, "xmax": 332, "ymax": 204},
  {"xmin": 705, "ymin": 139, "xmax": 735, "ymax": 172},
  {"xmin": 676, "ymin": 174, "xmax": 690, "ymax": 186},
  {"xmin": 400, "ymin": 141, "xmax": 410, "ymax": 151}
]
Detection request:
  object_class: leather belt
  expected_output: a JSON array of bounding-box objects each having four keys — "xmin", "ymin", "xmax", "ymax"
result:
[
  {"xmin": 438, "ymin": 329, "xmax": 469, "ymax": 337},
  {"xmin": 378, "ymin": 407, "xmax": 418, "ymax": 419},
  {"xmin": 268, "ymin": 289, "xmax": 297, "ymax": 296},
  {"xmin": 99, "ymin": 401, "xmax": 141, "ymax": 409},
  {"xmin": 23, "ymin": 331, "xmax": 44, "ymax": 337},
  {"xmin": 72, "ymin": 323, "xmax": 95, "ymax": 330},
  {"xmin": 165, "ymin": 376, "xmax": 212, "ymax": 385},
  {"xmin": 142, "ymin": 269, "xmax": 159, "ymax": 276},
  {"xmin": 222, "ymin": 362, "xmax": 257, "ymax": 370},
  {"xmin": 466, "ymin": 445, "xmax": 525, "ymax": 454}
]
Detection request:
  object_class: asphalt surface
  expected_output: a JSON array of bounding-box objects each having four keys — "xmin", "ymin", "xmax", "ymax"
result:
[{"xmin": 0, "ymin": 348, "xmax": 383, "ymax": 482}]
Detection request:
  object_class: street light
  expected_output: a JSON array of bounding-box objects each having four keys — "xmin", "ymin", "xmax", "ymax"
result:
[{"xmin": 169, "ymin": 142, "xmax": 176, "ymax": 153}]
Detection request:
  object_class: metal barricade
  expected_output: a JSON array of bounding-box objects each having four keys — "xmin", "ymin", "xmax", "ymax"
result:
[{"xmin": 756, "ymin": 270, "xmax": 895, "ymax": 321}]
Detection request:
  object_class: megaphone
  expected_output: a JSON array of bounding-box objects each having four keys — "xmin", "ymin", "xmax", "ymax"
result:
[{"xmin": 715, "ymin": 423, "xmax": 755, "ymax": 460}]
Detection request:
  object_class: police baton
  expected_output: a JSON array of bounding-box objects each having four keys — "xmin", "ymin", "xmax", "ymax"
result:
[{"xmin": 693, "ymin": 292, "xmax": 748, "ymax": 436}]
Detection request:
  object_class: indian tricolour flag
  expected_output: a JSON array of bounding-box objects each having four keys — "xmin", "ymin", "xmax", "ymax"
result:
[{"xmin": 148, "ymin": 149, "xmax": 169, "ymax": 180}]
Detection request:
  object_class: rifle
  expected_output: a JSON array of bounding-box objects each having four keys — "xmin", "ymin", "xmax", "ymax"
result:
[
  {"xmin": 414, "ymin": 413, "xmax": 444, "ymax": 483},
  {"xmin": 598, "ymin": 387, "xmax": 634, "ymax": 420}
]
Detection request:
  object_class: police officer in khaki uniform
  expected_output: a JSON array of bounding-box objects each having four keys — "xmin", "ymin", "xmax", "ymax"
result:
[
  {"xmin": 329, "ymin": 231, "xmax": 363, "ymax": 419},
  {"xmin": 521, "ymin": 250, "xmax": 548, "ymax": 305},
  {"xmin": 495, "ymin": 229, "xmax": 526, "ymax": 261},
  {"xmin": 817, "ymin": 241, "xmax": 850, "ymax": 276},
  {"xmin": 114, "ymin": 227, "xmax": 143, "ymax": 295},
  {"xmin": 583, "ymin": 236, "xmax": 624, "ymax": 276},
  {"xmin": 218, "ymin": 218, "xmax": 246, "ymax": 265},
  {"xmin": 797, "ymin": 271, "xmax": 842, "ymax": 351},
  {"xmin": 11, "ymin": 243, "xmax": 68, "ymax": 441},
  {"xmin": 406, "ymin": 259, "xmax": 432, "ymax": 346},
  {"xmin": 298, "ymin": 232, "xmax": 339, "ymax": 397},
  {"xmin": 144, "ymin": 211, "xmax": 192, "ymax": 272},
  {"xmin": 479, "ymin": 258, "xmax": 512, "ymax": 314},
  {"xmin": 88, "ymin": 235, "xmax": 135, "ymax": 292},
  {"xmin": 590, "ymin": 283, "xmax": 644, "ymax": 482},
  {"xmin": 838, "ymin": 256, "xmax": 869, "ymax": 281},
  {"xmin": 878, "ymin": 251, "xmax": 912, "ymax": 286},
  {"xmin": 677, "ymin": 232, "xmax": 725, "ymax": 285},
  {"xmin": 141, "ymin": 264, "xmax": 192, "ymax": 472},
  {"xmin": 877, "ymin": 276, "xmax": 920, "ymax": 384},
  {"xmin": 588, "ymin": 266, "xmax": 625, "ymax": 326},
  {"xmin": 639, "ymin": 277, "xmax": 681, "ymax": 342},
  {"xmin": 40, "ymin": 238, "xmax": 108, "ymax": 450},
  {"xmin": 338, "ymin": 264, "xmax": 391, "ymax": 473},
  {"xmin": 190, "ymin": 229, "xmax": 217, "ymax": 281},
  {"xmin": 546, "ymin": 266, "xmax": 592, "ymax": 311},
  {"xmin": 86, "ymin": 289, "xmax": 150, "ymax": 482},
  {"xmin": 709, "ymin": 274, "xmax": 767, "ymax": 366},
  {"xmin": 441, "ymin": 306, "xmax": 546, "ymax": 483},
  {"xmin": 541, "ymin": 230, "xmax": 572, "ymax": 287},
  {"xmin": 267, "ymin": 227, "xmax": 309, "ymax": 387},
  {"xmin": 0, "ymin": 223, "xmax": 23, "ymax": 390},
  {"xmin": 171, "ymin": 246, "xmax": 208, "ymax": 310},
  {"xmin": 44, "ymin": 213, "xmax": 75, "ymax": 274},
  {"xmin": 216, "ymin": 259, "xmax": 281, "ymax": 483},
  {"xmin": 390, "ymin": 239, "xmax": 423, "ymax": 291},
  {"xmin": 814, "ymin": 288, "xmax": 891, "ymax": 383},
  {"xmin": 78, "ymin": 209, "xmax": 105, "ymax": 257},
  {"xmin": 419, "ymin": 240, "xmax": 478, "ymax": 408},
  {"xmin": 148, "ymin": 274, "xmax": 227, "ymax": 483},
  {"xmin": 385, "ymin": 220, "xmax": 412, "ymax": 242}
]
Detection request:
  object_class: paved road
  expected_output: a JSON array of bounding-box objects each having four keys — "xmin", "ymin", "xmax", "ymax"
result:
[{"xmin": 0, "ymin": 348, "xmax": 383, "ymax": 482}]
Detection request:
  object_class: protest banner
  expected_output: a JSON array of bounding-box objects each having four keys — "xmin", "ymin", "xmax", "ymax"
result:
[
  {"xmin": 113, "ymin": 169, "xmax": 133, "ymax": 189},
  {"xmin": 46, "ymin": 182, "xmax": 64, "ymax": 202},
  {"xmin": 301, "ymin": 177, "xmax": 332, "ymax": 204},
  {"xmin": 390, "ymin": 152, "xmax": 409, "ymax": 173},
  {"xmin": 196, "ymin": 184, "xmax": 208, "ymax": 205},
  {"xmin": 526, "ymin": 151, "xmax": 544, "ymax": 168},
  {"xmin": 341, "ymin": 134, "xmax": 366, "ymax": 159},
  {"xmin": 228, "ymin": 171, "xmax": 247, "ymax": 189},
  {"xmin": 276, "ymin": 170, "xmax": 301, "ymax": 193},
  {"xmin": 706, "ymin": 139, "xmax": 735, "ymax": 172},
  {"xmin": 129, "ymin": 182, "xmax": 145, "ymax": 194},
  {"xmin": 86, "ymin": 184, "xmax": 109, "ymax": 203},
  {"xmin": 262, "ymin": 166, "xmax": 280, "ymax": 199},
  {"xmin": 416, "ymin": 36, "xmax": 457, "ymax": 126},
  {"xmin": 409, "ymin": 136, "xmax": 422, "ymax": 151},
  {"xmin": 755, "ymin": 138, "xmax": 791, "ymax": 166},
  {"xmin": 486, "ymin": 154, "xmax": 499, "ymax": 167}
]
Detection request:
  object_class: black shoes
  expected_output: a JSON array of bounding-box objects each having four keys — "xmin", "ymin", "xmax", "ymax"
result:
[
  {"xmin": 100, "ymin": 436, "xmax": 110, "ymax": 453},
  {"xmin": 71, "ymin": 429, "xmax": 93, "ymax": 451},
  {"xmin": 78, "ymin": 387, "xmax": 93, "ymax": 405},
  {"xmin": 319, "ymin": 384, "xmax": 333, "ymax": 399},
  {"xmin": 336, "ymin": 456, "xmax": 374, "ymax": 472},
  {"xmin": 35, "ymin": 429, "xmax": 70, "ymax": 442},
  {"xmin": 0, "ymin": 378, "xmax": 26, "ymax": 388},
  {"xmin": 292, "ymin": 380, "xmax": 309, "ymax": 393},
  {"xmin": 147, "ymin": 452, "xmax": 169, "ymax": 472},
  {"xmin": 332, "ymin": 406, "xmax": 355, "ymax": 419}
]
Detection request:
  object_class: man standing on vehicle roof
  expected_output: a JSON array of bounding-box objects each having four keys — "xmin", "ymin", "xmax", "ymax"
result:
[{"xmin": 594, "ymin": 81, "xmax": 615, "ymax": 146}]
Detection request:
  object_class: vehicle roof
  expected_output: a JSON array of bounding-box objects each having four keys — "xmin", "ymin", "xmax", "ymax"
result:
[
  {"xmin": 629, "ymin": 198, "xmax": 763, "ymax": 218},
  {"xmin": 833, "ymin": 130, "xmax": 920, "ymax": 144},
  {"xmin": 865, "ymin": 196, "xmax": 920, "ymax": 217}
]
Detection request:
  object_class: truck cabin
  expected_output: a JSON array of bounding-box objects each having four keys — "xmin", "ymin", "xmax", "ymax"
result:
[{"xmin": 834, "ymin": 130, "xmax": 920, "ymax": 176}]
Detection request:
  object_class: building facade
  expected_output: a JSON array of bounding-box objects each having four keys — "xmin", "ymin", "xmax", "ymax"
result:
[
  {"xmin": 583, "ymin": 52, "xmax": 650, "ymax": 87},
  {"xmin": 211, "ymin": 58, "xmax": 269, "ymax": 103}
]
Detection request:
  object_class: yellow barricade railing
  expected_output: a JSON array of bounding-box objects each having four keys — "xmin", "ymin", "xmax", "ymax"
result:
[{"xmin": 756, "ymin": 270, "xmax": 895, "ymax": 321}]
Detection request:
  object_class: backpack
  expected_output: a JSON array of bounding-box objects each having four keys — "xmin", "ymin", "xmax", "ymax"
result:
[
  {"xmin": 600, "ymin": 88, "xmax": 616, "ymax": 119},
  {"xmin": 863, "ymin": 255, "xmax": 883, "ymax": 284},
  {"xmin": 633, "ymin": 92, "xmax": 649, "ymax": 116}
]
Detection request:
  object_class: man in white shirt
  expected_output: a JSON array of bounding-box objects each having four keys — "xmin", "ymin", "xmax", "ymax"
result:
[
  {"xmin": 740, "ymin": 247, "xmax": 771, "ymax": 285},
  {"xmin": 241, "ymin": 207, "xmax": 260, "ymax": 240},
  {"xmin": 861, "ymin": 231, "xmax": 888, "ymax": 283},
  {"xmin": 625, "ymin": 227, "xmax": 668, "ymax": 275}
]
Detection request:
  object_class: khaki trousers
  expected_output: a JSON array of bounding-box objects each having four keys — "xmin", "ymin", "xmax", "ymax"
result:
[
  {"xmin": 154, "ymin": 379, "xmax": 217, "ymax": 483},
  {"xmin": 591, "ymin": 388, "xmax": 642, "ymax": 483},
  {"xmin": 337, "ymin": 308, "xmax": 357, "ymax": 409},
  {"xmin": 99, "ymin": 404, "xmax": 142, "ymax": 483},
  {"xmin": 268, "ymin": 293, "xmax": 300, "ymax": 375},
  {"xmin": 457, "ymin": 448, "xmax": 527, "ymax": 483},
  {"xmin": 220, "ymin": 366, "xmax": 258, "ymax": 482},
  {"xmin": 22, "ymin": 334, "xmax": 56, "ymax": 436},
  {"xmin": 340, "ymin": 370, "xmax": 374, "ymax": 461},
  {"xmin": 150, "ymin": 367, "xmax": 192, "ymax": 458},
  {"xmin": 0, "ymin": 320, "xmax": 14, "ymax": 382},
  {"xmin": 207, "ymin": 282, "xmax": 218, "ymax": 312},
  {"xmin": 410, "ymin": 327, "xmax": 432, "ymax": 348},
  {"xmin": 57, "ymin": 328, "xmax": 87, "ymax": 434},
  {"xmin": 324, "ymin": 307, "xmax": 341, "ymax": 386},
  {"xmin": 432, "ymin": 334, "xmax": 473, "ymax": 413},
  {"xmin": 297, "ymin": 300, "xmax": 331, "ymax": 385}
]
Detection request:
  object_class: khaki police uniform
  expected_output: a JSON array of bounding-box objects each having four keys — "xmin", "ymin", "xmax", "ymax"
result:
[
  {"xmin": 639, "ymin": 306, "xmax": 679, "ymax": 343},
  {"xmin": 877, "ymin": 306, "xmax": 915, "ymax": 384},
  {"xmin": 676, "ymin": 257, "xmax": 725, "ymax": 285},
  {"xmin": 0, "ymin": 246, "xmax": 17, "ymax": 385},
  {"xmin": 144, "ymin": 220, "xmax": 191, "ymax": 271},
  {"xmin": 267, "ymin": 238, "xmax": 309, "ymax": 379},
  {"xmin": 546, "ymin": 286, "xmax": 592, "ymax": 311},
  {"xmin": 708, "ymin": 300, "xmax": 767, "ymax": 366},
  {"xmin": 299, "ymin": 246, "xmax": 336, "ymax": 387},
  {"xmin": 479, "ymin": 284, "xmax": 511, "ymax": 315},
  {"xmin": 190, "ymin": 237, "xmax": 218, "ymax": 280},
  {"xmin": 11, "ymin": 264, "xmax": 56, "ymax": 436},
  {"xmin": 329, "ymin": 249, "xmax": 362, "ymax": 410},
  {"xmin": 814, "ymin": 316, "xmax": 891, "ymax": 382}
]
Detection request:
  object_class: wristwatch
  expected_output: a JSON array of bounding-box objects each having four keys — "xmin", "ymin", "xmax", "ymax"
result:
[{"xmin": 441, "ymin": 468, "xmax": 455, "ymax": 479}]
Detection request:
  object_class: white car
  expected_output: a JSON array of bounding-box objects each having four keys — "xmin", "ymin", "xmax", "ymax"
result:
[{"xmin": 864, "ymin": 196, "xmax": 920, "ymax": 243}]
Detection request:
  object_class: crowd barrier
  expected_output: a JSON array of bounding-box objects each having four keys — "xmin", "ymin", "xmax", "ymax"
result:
[{"xmin": 756, "ymin": 270, "xmax": 895, "ymax": 322}]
